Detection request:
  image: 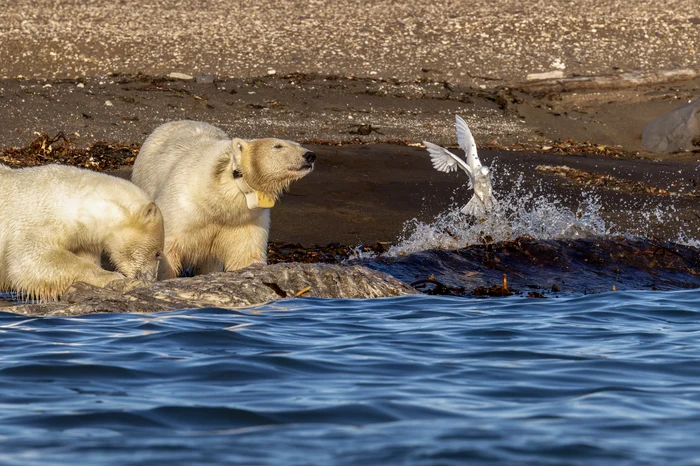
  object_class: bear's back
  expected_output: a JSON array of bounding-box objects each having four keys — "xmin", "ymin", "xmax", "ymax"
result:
[
  {"xmin": 0, "ymin": 164, "xmax": 154, "ymax": 262},
  {"xmin": 0, "ymin": 164, "xmax": 151, "ymax": 220},
  {"xmin": 133, "ymin": 120, "xmax": 233, "ymax": 201}
]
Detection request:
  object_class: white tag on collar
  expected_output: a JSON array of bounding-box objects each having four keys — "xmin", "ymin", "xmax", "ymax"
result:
[{"xmin": 233, "ymin": 171, "xmax": 275, "ymax": 210}]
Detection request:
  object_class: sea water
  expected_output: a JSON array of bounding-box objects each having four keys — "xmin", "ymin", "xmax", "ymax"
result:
[{"xmin": 2, "ymin": 291, "xmax": 700, "ymax": 465}]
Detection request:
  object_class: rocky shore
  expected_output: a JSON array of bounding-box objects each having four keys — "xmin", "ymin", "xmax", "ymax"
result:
[{"xmin": 3, "ymin": 237, "xmax": 698, "ymax": 316}]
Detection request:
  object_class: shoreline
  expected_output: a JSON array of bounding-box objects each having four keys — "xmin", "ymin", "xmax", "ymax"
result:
[{"xmin": 1, "ymin": 72, "xmax": 699, "ymax": 158}]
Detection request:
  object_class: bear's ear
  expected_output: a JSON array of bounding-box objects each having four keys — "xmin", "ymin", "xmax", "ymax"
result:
[
  {"xmin": 139, "ymin": 202, "xmax": 161, "ymax": 224},
  {"xmin": 230, "ymin": 138, "xmax": 248, "ymax": 165}
]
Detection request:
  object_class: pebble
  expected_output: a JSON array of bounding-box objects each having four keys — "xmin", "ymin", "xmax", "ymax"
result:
[
  {"xmin": 104, "ymin": 100, "xmax": 113, "ymax": 106},
  {"xmin": 551, "ymin": 59, "xmax": 566, "ymax": 70},
  {"xmin": 76, "ymin": 83, "xmax": 85, "ymax": 88}
]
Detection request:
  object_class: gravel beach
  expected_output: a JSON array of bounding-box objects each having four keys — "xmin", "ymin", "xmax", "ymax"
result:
[{"xmin": 2, "ymin": 0, "xmax": 698, "ymax": 85}]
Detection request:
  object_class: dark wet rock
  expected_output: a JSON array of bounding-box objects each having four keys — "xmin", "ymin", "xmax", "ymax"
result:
[
  {"xmin": 6, "ymin": 263, "xmax": 416, "ymax": 317},
  {"xmin": 364, "ymin": 238, "xmax": 700, "ymax": 295},
  {"xmin": 643, "ymin": 99, "xmax": 700, "ymax": 152},
  {"xmin": 3, "ymin": 238, "xmax": 698, "ymax": 316},
  {"xmin": 349, "ymin": 124, "xmax": 382, "ymax": 136}
]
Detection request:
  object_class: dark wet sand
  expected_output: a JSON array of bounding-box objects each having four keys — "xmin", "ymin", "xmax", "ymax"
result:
[
  {"xmin": 270, "ymin": 144, "xmax": 699, "ymax": 245},
  {"xmin": 104, "ymin": 144, "xmax": 698, "ymax": 246}
]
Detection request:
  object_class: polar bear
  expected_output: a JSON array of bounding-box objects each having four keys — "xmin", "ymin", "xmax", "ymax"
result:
[
  {"xmin": 132, "ymin": 120, "xmax": 315, "ymax": 279},
  {"xmin": 0, "ymin": 164, "xmax": 164, "ymax": 301}
]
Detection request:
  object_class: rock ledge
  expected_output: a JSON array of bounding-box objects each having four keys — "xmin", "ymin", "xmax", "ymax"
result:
[{"xmin": 6, "ymin": 263, "xmax": 416, "ymax": 317}]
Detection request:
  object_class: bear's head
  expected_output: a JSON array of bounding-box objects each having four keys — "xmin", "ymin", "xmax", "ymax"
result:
[
  {"xmin": 105, "ymin": 202, "xmax": 165, "ymax": 282},
  {"xmin": 226, "ymin": 138, "xmax": 316, "ymax": 201}
]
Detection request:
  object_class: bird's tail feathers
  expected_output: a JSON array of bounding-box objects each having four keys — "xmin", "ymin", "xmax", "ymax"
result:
[
  {"xmin": 461, "ymin": 193, "xmax": 498, "ymax": 217},
  {"xmin": 461, "ymin": 195, "xmax": 482, "ymax": 217}
]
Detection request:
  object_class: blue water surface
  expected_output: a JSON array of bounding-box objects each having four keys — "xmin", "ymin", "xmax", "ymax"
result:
[{"xmin": 1, "ymin": 290, "xmax": 700, "ymax": 465}]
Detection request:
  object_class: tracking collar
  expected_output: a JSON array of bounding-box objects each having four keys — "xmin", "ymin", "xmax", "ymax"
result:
[{"xmin": 233, "ymin": 169, "xmax": 275, "ymax": 210}]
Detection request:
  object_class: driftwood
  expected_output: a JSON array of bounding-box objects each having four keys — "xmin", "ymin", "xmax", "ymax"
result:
[
  {"xmin": 517, "ymin": 68, "xmax": 700, "ymax": 94},
  {"xmin": 5, "ymin": 263, "xmax": 416, "ymax": 317}
]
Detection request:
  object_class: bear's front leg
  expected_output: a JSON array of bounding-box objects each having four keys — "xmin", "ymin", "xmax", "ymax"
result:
[
  {"xmin": 216, "ymin": 224, "xmax": 269, "ymax": 272},
  {"xmin": 7, "ymin": 249, "xmax": 125, "ymax": 301},
  {"xmin": 158, "ymin": 240, "xmax": 184, "ymax": 280},
  {"xmin": 49, "ymin": 250, "xmax": 126, "ymax": 289}
]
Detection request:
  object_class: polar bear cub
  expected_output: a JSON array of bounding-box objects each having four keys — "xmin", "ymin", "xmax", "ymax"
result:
[
  {"xmin": 0, "ymin": 164, "xmax": 164, "ymax": 301},
  {"xmin": 132, "ymin": 120, "xmax": 315, "ymax": 279}
]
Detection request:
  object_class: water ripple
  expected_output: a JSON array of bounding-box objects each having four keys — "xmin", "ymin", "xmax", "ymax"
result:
[{"xmin": 1, "ymin": 290, "xmax": 700, "ymax": 465}]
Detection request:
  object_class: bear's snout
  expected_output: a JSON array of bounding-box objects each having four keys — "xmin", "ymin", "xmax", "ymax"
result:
[{"xmin": 304, "ymin": 151, "xmax": 316, "ymax": 164}]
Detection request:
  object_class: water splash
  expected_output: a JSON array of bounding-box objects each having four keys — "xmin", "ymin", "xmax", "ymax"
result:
[
  {"xmin": 386, "ymin": 174, "xmax": 608, "ymax": 256},
  {"xmin": 384, "ymin": 163, "xmax": 699, "ymax": 256}
]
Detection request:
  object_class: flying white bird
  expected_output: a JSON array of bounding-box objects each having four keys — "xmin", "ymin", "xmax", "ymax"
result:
[{"xmin": 423, "ymin": 115, "xmax": 497, "ymax": 217}]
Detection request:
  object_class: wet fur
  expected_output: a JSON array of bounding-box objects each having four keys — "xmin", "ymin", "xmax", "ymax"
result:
[{"xmin": 0, "ymin": 164, "xmax": 164, "ymax": 301}]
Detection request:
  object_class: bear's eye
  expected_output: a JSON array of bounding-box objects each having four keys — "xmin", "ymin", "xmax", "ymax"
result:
[
  {"xmin": 155, "ymin": 252, "xmax": 162, "ymax": 260},
  {"xmin": 273, "ymin": 144, "xmax": 283, "ymax": 149}
]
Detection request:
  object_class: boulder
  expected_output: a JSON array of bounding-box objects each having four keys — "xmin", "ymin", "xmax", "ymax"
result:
[{"xmin": 642, "ymin": 99, "xmax": 700, "ymax": 152}]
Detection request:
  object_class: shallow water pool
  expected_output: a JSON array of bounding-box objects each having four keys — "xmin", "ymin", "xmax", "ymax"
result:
[{"xmin": 1, "ymin": 290, "xmax": 700, "ymax": 465}]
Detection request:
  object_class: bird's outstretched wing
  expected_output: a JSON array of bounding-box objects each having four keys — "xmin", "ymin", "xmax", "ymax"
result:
[
  {"xmin": 455, "ymin": 115, "xmax": 481, "ymax": 171},
  {"xmin": 423, "ymin": 141, "xmax": 472, "ymax": 175}
]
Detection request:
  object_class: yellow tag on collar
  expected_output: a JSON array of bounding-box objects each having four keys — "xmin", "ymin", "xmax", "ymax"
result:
[
  {"xmin": 235, "ymin": 174, "xmax": 275, "ymax": 210},
  {"xmin": 255, "ymin": 191, "xmax": 275, "ymax": 209},
  {"xmin": 243, "ymin": 189, "xmax": 275, "ymax": 210}
]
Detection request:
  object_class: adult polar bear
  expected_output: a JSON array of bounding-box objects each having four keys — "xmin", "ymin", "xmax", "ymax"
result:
[
  {"xmin": 0, "ymin": 164, "xmax": 164, "ymax": 301},
  {"xmin": 132, "ymin": 121, "xmax": 316, "ymax": 279}
]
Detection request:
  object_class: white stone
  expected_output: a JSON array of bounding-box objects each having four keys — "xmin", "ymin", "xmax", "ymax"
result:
[
  {"xmin": 526, "ymin": 70, "xmax": 564, "ymax": 81},
  {"xmin": 168, "ymin": 72, "xmax": 194, "ymax": 80},
  {"xmin": 267, "ymin": 69, "xmax": 276, "ymax": 75},
  {"xmin": 551, "ymin": 59, "xmax": 566, "ymax": 70},
  {"xmin": 105, "ymin": 100, "xmax": 113, "ymax": 107},
  {"xmin": 76, "ymin": 83, "xmax": 85, "ymax": 88}
]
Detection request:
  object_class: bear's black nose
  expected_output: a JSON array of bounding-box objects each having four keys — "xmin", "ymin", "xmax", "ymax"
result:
[{"xmin": 304, "ymin": 151, "xmax": 316, "ymax": 164}]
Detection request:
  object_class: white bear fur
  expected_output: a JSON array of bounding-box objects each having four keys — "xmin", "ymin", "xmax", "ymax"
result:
[
  {"xmin": 132, "ymin": 120, "xmax": 314, "ymax": 279},
  {"xmin": 0, "ymin": 164, "xmax": 164, "ymax": 301}
]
